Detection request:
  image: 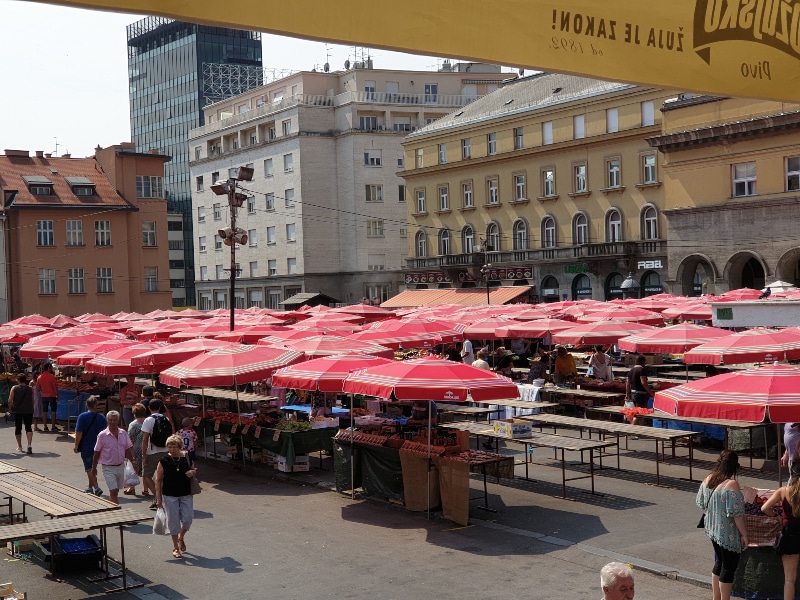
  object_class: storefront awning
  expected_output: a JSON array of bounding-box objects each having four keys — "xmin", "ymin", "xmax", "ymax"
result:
[{"xmin": 381, "ymin": 286, "xmax": 531, "ymax": 308}]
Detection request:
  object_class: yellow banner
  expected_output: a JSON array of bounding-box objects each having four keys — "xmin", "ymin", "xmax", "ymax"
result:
[{"xmin": 47, "ymin": 0, "xmax": 800, "ymax": 102}]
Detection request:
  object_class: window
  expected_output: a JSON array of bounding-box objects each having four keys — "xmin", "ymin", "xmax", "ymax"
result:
[
  {"xmin": 462, "ymin": 138, "xmax": 471, "ymax": 159},
  {"xmin": 196, "ymin": 176, "xmax": 204, "ymax": 192},
  {"xmin": 215, "ymin": 265, "xmax": 224, "ymax": 280},
  {"xmin": 364, "ymin": 150, "xmax": 382, "ymax": 167},
  {"xmin": 462, "ymin": 182, "xmax": 473, "ymax": 208},
  {"xmin": 574, "ymin": 115, "xmax": 585, "ymax": 139},
  {"xmin": 366, "ymin": 285, "xmax": 390, "ymax": 303},
  {"xmin": 487, "ymin": 132, "xmax": 497, "ymax": 155},
  {"xmin": 267, "ymin": 226, "xmax": 276, "ymax": 244},
  {"xmin": 486, "ymin": 222, "xmax": 500, "ymax": 252},
  {"xmin": 542, "ymin": 121, "xmax": 553, "ymax": 145},
  {"xmin": 267, "ymin": 289, "xmax": 281, "ymax": 309},
  {"xmin": 513, "ymin": 220, "xmax": 528, "ymax": 250},
  {"xmin": 268, "ymin": 126, "xmax": 276, "ymax": 140},
  {"xmin": 359, "ymin": 115, "xmax": 378, "ymax": 130},
  {"xmin": 366, "ymin": 219, "xmax": 385, "ymax": 237},
  {"xmin": 142, "ymin": 221, "xmax": 157, "ymax": 247},
  {"xmin": 733, "ymin": 162, "xmax": 756, "ymax": 196},
  {"xmin": 574, "ymin": 213, "xmax": 589, "ymax": 245},
  {"xmin": 606, "ymin": 158, "xmax": 621, "ymax": 188},
  {"xmin": 211, "ymin": 171, "xmax": 219, "ymax": 184},
  {"xmin": 249, "ymin": 261, "xmax": 258, "ymax": 278},
  {"xmin": 462, "ymin": 226, "xmax": 475, "ymax": 254},
  {"xmin": 266, "ymin": 193, "xmax": 275, "ymax": 210},
  {"xmin": 513, "ymin": 127, "xmax": 524, "ymax": 150},
  {"xmin": 213, "ymin": 203, "xmax": 221, "ymax": 220},
  {"xmin": 197, "ymin": 206, "xmax": 206, "ymax": 223},
  {"xmin": 38, "ymin": 268, "xmax": 56, "ymax": 295},
  {"xmin": 215, "ymin": 234, "xmax": 223, "ymax": 250},
  {"xmin": 542, "ymin": 168, "xmax": 556, "ymax": 197},
  {"xmin": 67, "ymin": 268, "xmax": 84, "ymax": 294},
  {"xmin": 264, "ymin": 158, "xmax": 274, "ymax": 177},
  {"xmin": 397, "ymin": 155, "xmax": 405, "ymax": 168},
  {"xmin": 641, "ymin": 100, "xmax": 655, "ymax": 126},
  {"xmin": 788, "ymin": 157, "xmax": 800, "ymax": 191},
  {"xmin": 65, "ymin": 220, "xmax": 83, "ymax": 246},
  {"xmin": 37, "ymin": 220, "xmax": 54, "ymax": 246},
  {"xmin": 438, "ymin": 229, "xmax": 451, "ymax": 255},
  {"xmin": 136, "ymin": 176, "xmax": 163, "ymax": 198},
  {"xmin": 95, "ymin": 220, "xmax": 111, "ymax": 246},
  {"xmin": 96, "ymin": 267, "xmax": 113, "ymax": 293},
  {"xmin": 424, "ymin": 83, "xmax": 438, "ymax": 102},
  {"xmin": 198, "ymin": 236, "xmax": 207, "ymax": 252},
  {"xmin": 30, "ymin": 186, "xmax": 51, "ymax": 195},
  {"xmin": 642, "ymin": 206, "xmax": 658, "ymax": 240},
  {"xmin": 215, "ymin": 291, "xmax": 227, "ymax": 309},
  {"xmin": 282, "ymin": 119, "xmax": 292, "ymax": 136},
  {"xmin": 200, "ymin": 266, "xmax": 208, "ymax": 281},
  {"xmin": 247, "ymin": 196, "xmax": 256, "ymax": 214},
  {"xmin": 287, "ymin": 258, "xmax": 297, "ymax": 274},
  {"xmin": 415, "ymin": 148, "xmax": 423, "ymax": 168},
  {"xmin": 285, "ymin": 188, "xmax": 295, "ymax": 207},
  {"xmin": 399, "ymin": 227, "xmax": 407, "ymax": 238},
  {"xmin": 195, "ymin": 147, "xmax": 202, "ymax": 160},
  {"xmin": 364, "ymin": 80, "xmax": 376, "ymax": 100},
  {"xmin": 286, "ymin": 223, "xmax": 296, "ymax": 241},
  {"xmin": 487, "ymin": 178, "xmax": 499, "ymax": 204},
  {"xmin": 541, "ymin": 217, "xmax": 556, "ymax": 248},
  {"xmin": 169, "ymin": 260, "xmax": 185, "ymax": 269},
  {"xmin": 168, "ymin": 220, "xmax": 183, "ymax": 232},
  {"xmin": 144, "ymin": 267, "xmax": 158, "ymax": 292},
  {"xmin": 438, "ymin": 144, "xmax": 447, "ymax": 164},
  {"xmin": 248, "ymin": 229, "xmax": 257, "ymax": 246},
  {"xmin": 574, "ymin": 164, "xmax": 587, "ymax": 193},
  {"xmin": 367, "ymin": 254, "xmax": 385, "ymax": 271},
  {"xmin": 607, "ymin": 108, "xmax": 619, "ymax": 133},
  {"xmin": 283, "ymin": 153, "xmax": 293, "ymax": 173},
  {"xmin": 606, "ymin": 209, "xmax": 622, "ymax": 242},
  {"xmin": 366, "ymin": 185, "xmax": 383, "ymax": 203},
  {"xmin": 398, "ymin": 185, "xmax": 406, "ymax": 202},
  {"xmin": 268, "ymin": 259, "xmax": 277, "ymax": 275},
  {"xmin": 198, "ymin": 293, "xmax": 212, "ymax": 310},
  {"xmin": 415, "ymin": 230, "xmax": 427, "ymax": 257},
  {"xmin": 248, "ymin": 289, "xmax": 263, "ymax": 308},
  {"xmin": 438, "ymin": 186, "xmax": 449, "ymax": 210},
  {"xmin": 416, "ymin": 189, "xmax": 426, "ymax": 213},
  {"xmin": 72, "ymin": 186, "xmax": 93, "ymax": 196},
  {"xmin": 642, "ymin": 153, "xmax": 657, "ymax": 184},
  {"xmin": 169, "ymin": 240, "xmax": 184, "ymax": 251}
]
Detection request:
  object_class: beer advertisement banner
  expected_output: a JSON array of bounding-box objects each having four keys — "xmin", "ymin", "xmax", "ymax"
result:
[{"xmin": 47, "ymin": 0, "xmax": 800, "ymax": 101}]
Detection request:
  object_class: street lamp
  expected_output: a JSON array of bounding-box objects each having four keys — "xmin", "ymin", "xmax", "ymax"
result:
[
  {"xmin": 211, "ymin": 166, "xmax": 254, "ymax": 331},
  {"xmin": 479, "ymin": 238, "xmax": 493, "ymax": 305}
]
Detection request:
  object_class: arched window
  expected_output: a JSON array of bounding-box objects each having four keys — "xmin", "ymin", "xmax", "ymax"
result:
[
  {"xmin": 573, "ymin": 212, "xmax": 589, "ymax": 245},
  {"xmin": 513, "ymin": 219, "xmax": 528, "ymax": 250},
  {"xmin": 415, "ymin": 230, "xmax": 427, "ymax": 257},
  {"xmin": 641, "ymin": 270, "xmax": 662, "ymax": 296},
  {"xmin": 541, "ymin": 216, "xmax": 556, "ymax": 248},
  {"xmin": 642, "ymin": 205, "xmax": 658, "ymax": 240},
  {"xmin": 462, "ymin": 225, "xmax": 475, "ymax": 254},
  {"xmin": 486, "ymin": 222, "xmax": 500, "ymax": 252},
  {"xmin": 606, "ymin": 209, "xmax": 622, "ymax": 242},
  {"xmin": 438, "ymin": 229, "xmax": 451, "ymax": 256}
]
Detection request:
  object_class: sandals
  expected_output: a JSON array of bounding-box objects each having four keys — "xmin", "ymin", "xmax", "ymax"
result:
[
  {"xmin": 172, "ymin": 549, "xmax": 182, "ymax": 559},
  {"xmin": 141, "ymin": 490, "xmax": 151, "ymax": 497},
  {"xmin": 179, "ymin": 538, "xmax": 186, "ymax": 552},
  {"xmin": 123, "ymin": 488, "xmax": 136, "ymax": 495}
]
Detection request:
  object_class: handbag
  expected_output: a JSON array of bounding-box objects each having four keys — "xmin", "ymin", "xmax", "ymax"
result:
[
  {"xmin": 190, "ymin": 474, "xmax": 201, "ymax": 495},
  {"xmin": 698, "ymin": 487, "xmax": 714, "ymax": 529}
]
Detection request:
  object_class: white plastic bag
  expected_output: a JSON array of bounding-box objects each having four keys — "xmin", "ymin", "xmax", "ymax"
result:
[
  {"xmin": 124, "ymin": 461, "xmax": 140, "ymax": 488},
  {"xmin": 153, "ymin": 507, "xmax": 167, "ymax": 535},
  {"xmin": 623, "ymin": 401, "xmax": 635, "ymax": 409}
]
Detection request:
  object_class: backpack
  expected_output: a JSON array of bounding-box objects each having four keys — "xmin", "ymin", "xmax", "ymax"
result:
[{"xmin": 149, "ymin": 414, "xmax": 173, "ymax": 448}]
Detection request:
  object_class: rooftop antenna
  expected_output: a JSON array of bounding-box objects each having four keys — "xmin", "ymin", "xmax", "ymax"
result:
[
  {"xmin": 53, "ymin": 137, "xmax": 60, "ymax": 155},
  {"xmin": 324, "ymin": 43, "xmax": 331, "ymax": 73}
]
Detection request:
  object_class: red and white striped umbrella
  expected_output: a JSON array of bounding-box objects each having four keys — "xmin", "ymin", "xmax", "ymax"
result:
[
  {"xmin": 347, "ymin": 329, "xmax": 442, "ymax": 350},
  {"xmin": 462, "ymin": 318, "xmax": 514, "ymax": 339},
  {"xmin": 85, "ymin": 343, "xmax": 169, "ymax": 375},
  {"xmin": 57, "ymin": 339, "xmax": 140, "ymax": 367},
  {"xmin": 683, "ymin": 328, "xmax": 800, "ymax": 365},
  {"xmin": 267, "ymin": 335, "xmax": 395, "ymax": 359},
  {"xmin": 715, "ymin": 288, "xmax": 763, "ymax": 301},
  {"xmin": 552, "ymin": 320, "xmax": 655, "ymax": 346},
  {"xmin": 661, "ymin": 302, "xmax": 713, "ymax": 321},
  {"xmin": 20, "ymin": 329, "xmax": 128, "ymax": 359},
  {"xmin": 576, "ymin": 306, "xmax": 664, "ymax": 325},
  {"xmin": 271, "ymin": 354, "xmax": 393, "ymax": 392},
  {"xmin": 213, "ymin": 325, "xmax": 291, "ymax": 343},
  {"xmin": 131, "ymin": 339, "xmax": 238, "ymax": 370},
  {"xmin": 495, "ymin": 318, "xmax": 574, "ymax": 338},
  {"xmin": 160, "ymin": 345, "xmax": 305, "ymax": 387},
  {"xmin": 618, "ymin": 324, "xmax": 734, "ymax": 354}
]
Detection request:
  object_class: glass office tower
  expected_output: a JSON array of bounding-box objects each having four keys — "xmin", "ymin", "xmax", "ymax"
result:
[{"xmin": 127, "ymin": 17, "xmax": 262, "ymax": 307}]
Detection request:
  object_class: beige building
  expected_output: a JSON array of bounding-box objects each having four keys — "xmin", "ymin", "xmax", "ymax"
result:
[
  {"xmin": 188, "ymin": 62, "xmax": 511, "ymax": 310},
  {"xmin": 647, "ymin": 96, "xmax": 800, "ymax": 295},
  {"xmin": 0, "ymin": 144, "xmax": 172, "ymax": 319},
  {"xmin": 400, "ymin": 74, "xmax": 677, "ymax": 301}
]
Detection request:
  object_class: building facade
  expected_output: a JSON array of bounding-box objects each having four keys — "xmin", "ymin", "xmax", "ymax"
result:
[
  {"xmin": 127, "ymin": 17, "xmax": 263, "ymax": 308},
  {"xmin": 647, "ymin": 96, "xmax": 800, "ymax": 296},
  {"xmin": 0, "ymin": 144, "xmax": 172, "ymax": 319},
  {"xmin": 188, "ymin": 63, "xmax": 511, "ymax": 310},
  {"xmin": 400, "ymin": 73, "xmax": 676, "ymax": 302}
]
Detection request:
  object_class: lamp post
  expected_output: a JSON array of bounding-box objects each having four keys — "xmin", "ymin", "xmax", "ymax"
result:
[
  {"xmin": 479, "ymin": 238, "xmax": 493, "ymax": 305},
  {"xmin": 211, "ymin": 166, "xmax": 254, "ymax": 331}
]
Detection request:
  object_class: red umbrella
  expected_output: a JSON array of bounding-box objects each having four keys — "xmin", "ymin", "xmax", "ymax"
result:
[
  {"xmin": 552, "ymin": 320, "xmax": 655, "ymax": 346},
  {"xmin": 85, "ymin": 343, "xmax": 169, "ymax": 375},
  {"xmin": 342, "ymin": 358, "xmax": 519, "ymax": 402},
  {"xmin": 169, "ymin": 324, "xmax": 252, "ymax": 342},
  {"xmin": 268, "ymin": 335, "xmax": 395, "ymax": 359},
  {"xmin": 683, "ymin": 328, "xmax": 800, "ymax": 365},
  {"xmin": 628, "ymin": 295, "xmax": 682, "ymax": 312},
  {"xmin": 131, "ymin": 319, "xmax": 207, "ymax": 341},
  {"xmin": 45, "ymin": 314, "xmax": 81, "ymax": 329},
  {"xmin": 271, "ymin": 354, "xmax": 393, "ymax": 392},
  {"xmin": 258, "ymin": 329, "xmax": 337, "ymax": 345},
  {"xmin": 20, "ymin": 329, "xmax": 128, "ymax": 359},
  {"xmin": 654, "ymin": 363, "xmax": 800, "ymax": 422},
  {"xmin": 160, "ymin": 345, "xmax": 305, "ymax": 387},
  {"xmin": 347, "ymin": 329, "xmax": 441, "ymax": 350},
  {"xmin": 577, "ymin": 306, "xmax": 664, "ymax": 325},
  {"xmin": 716, "ymin": 288, "xmax": 763, "ymax": 301},
  {"xmin": 57, "ymin": 339, "xmax": 140, "ymax": 367},
  {"xmin": 462, "ymin": 318, "xmax": 514, "ymax": 339},
  {"xmin": 131, "ymin": 339, "xmax": 237, "ymax": 370},
  {"xmin": 369, "ymin": 320, "xmax": 463, "ymax": 343},
  {"xmin": 214, "ymin": 325, "xmax": 290, "ymax": 343},
  {"xmin": 618, "ymin": 324, "xmax": 734, "ymax": 354},
  {"xmin": 661, "ymin": 302, "xmax": 713, "ymax": 321},
  {"xmin": 511, "ymin": 308, "xmax": 560, "ymax": 321},
  {"xmin": 495, "ymin": 318, "xmax": 574, "ymax": 338},
  {"xmin": 7, "ymin": 314, "xmax": 50, "ymax": 326},
  {"xmin": 330, "ymin": 304, "xmax": 395, "ymax": 320}
]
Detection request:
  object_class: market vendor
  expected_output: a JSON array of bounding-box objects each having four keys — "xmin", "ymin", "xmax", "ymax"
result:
[
  {"xmin": 493, "ymin": 347, "xmax": 514, "ymax": 377},
  {"xmin": 119, "ymin": 375, "xmax": 142, "ymax": 427},
  {"xmin": 553, "ymin": 345, "xmax": 577, "ymax": 384},
  {"xmin": 409, "ymin": 400, "xmax": 437, "ymax": 424},
  {"xmin": 526, "ymin": 354, "xmax": 548, "ymax": 383}
]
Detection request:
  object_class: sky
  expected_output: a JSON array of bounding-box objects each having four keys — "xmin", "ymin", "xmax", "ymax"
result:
[{"xmin": 1, "ymin": 1, "xmax": 464, "ymax": 158}]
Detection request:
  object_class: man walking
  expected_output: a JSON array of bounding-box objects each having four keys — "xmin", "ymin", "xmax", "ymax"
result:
[
  {"xmin": 140, "ymin": 399, "xmax": 172, "ymax": 509},
  {"xmin": 37, "ymin": 362, "xmax": 60, "ymax": 432},
  {"xmin": 73, "ymin": 397, "xmax": 108, "ymax": 495},
  {"xmin": 91, "ymin": 410, "xmax": 134, "ymax": 504},
  {"xmin": 9, "ymin": 374, "xmax": 34, "ymax": 454}
]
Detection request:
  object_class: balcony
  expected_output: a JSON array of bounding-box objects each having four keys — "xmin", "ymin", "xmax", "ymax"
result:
[{"xmin": 339, "ymin": 91, "xmax": 480, "ymax": 107}]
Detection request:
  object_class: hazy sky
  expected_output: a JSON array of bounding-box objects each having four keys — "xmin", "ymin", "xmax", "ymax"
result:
[{"xmin": 2, "ymin": 1, "xmax": 459, "ymax": 157}]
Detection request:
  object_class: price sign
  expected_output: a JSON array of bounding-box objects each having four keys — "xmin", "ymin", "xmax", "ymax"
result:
[
  {"xmin": 241, "ymin": 425, "xmax": 250, "ymax": 435},
  {"xmin": 254, "ymin": 427, "xmax": 262, "ymax": 438},
  {"xmin": 193, "ymin": 416, "xmax": 202, "ymax": 426},
  {"xmin": 231, "ymin": 425, "xmax": 238, "ymax": 434},
  {"xmin": 214, "ymin": 421, "xmax": 220, "ymax": 432},
  {"xmin": 272, "ymin": 429, "xmax": 281, "ymax": 442}
]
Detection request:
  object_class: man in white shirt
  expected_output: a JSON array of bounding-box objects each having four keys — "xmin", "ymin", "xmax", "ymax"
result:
[
  {"xmin": 460, "ymin": 339, "xmax": 474, "ymax": 364},
  {"xmin": 471, "ymin": 350, "xmax": 490, "ymax": 370},
  {"xmin": 140, "ymin": 399, "xmax": 171, "ymax": 509}
]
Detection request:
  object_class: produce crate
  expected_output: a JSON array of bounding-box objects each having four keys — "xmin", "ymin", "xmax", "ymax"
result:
[
  {"xmin": 32, "ymin": 534, "xmax": 102, "ymax": 572},
  {"xmin": 493, "ymin": 419, "xmax": 533, "ymax": 439},
  {"xmin": 310, "ymin": 417, "xmax": 339, "ymax": 429}
]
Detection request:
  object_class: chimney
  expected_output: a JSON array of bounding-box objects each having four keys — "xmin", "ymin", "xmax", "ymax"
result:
[
  {"xmin": 44, "ymin": 153, "xmax": 52, "ymax": 158},
  {"xmin": 4, "ymin": 150, "xmax": 30, "ymax": 158},
  {"xmin": 61, "ymin": 153, "xmax": 71, "ymax": 158},
  {"xmin": 35, "ymin": 150, "xmax": 44, "ymax": 158}
]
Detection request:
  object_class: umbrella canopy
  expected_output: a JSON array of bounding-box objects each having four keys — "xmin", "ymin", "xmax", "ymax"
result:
[
  {"xmin": 7, "ymin": 314, "xmax": 51, "ymax": 326},
  {"xmin": 131, "ymin": 339, "xmax": 237, "ymax": 370},
  {"xmin": 617, "ymin": 324, "xmax": 734, "ymax": 354},
  {"xmin": 20, "ymin": 328, "xmax": 127, "ymax": 359},
  {"xmin": 160, "ymin": 345, "xmax": 305, "ymax": 387},
  {"xmin": 495, "ymin": 318, "xmax": 574, "ymax": 338},
  {"xmin": 509, "ymin": 308, "xmax": 559, "ymax": 321},
  {"xmin": 213, "ymin": 325, "xmax": 291, "ymax": 343},
  {"xmin": 347, "ymin": 329, "xmax": 441, "ymax": 350},
  {"xmin": 576, "ymin": 306, "xmax": 664, "ymax": 325},
  {"xmin": 654, "ymin": 363, "xmax": 800, "ymax": 422},
  {"xmin": 168, "ymin": 324, "xmax": 252, "ymax": 342},
  {"xmin": 84, "ymin": 342, "xmax": 169, "ymax": 375},
  {"xmin": 271, "ymin": 354, "xmax": 393, "ymax": 392},
  {"xmin": 552, "ymin": 320, "xmax": 655, "ymax": 346},
  {"xmin": 715, "ymin": 288, "xmax": 763, "ymax": 301},
  {"xmin": 462, "ymin": 318, "xmax": 514, "ymax": 339},
  {"xmin": 342, "ymin": 358, "xmax": 520, "ymax": 402},
  {"xmin": 57, "ymin": 339, "xmax": 140, "ymax": 367},
  {"xmin": 268, "ymin": 335, "xmax": 395, "ymax": 359},
  {"xmin": 683, "ymin": 328, "xmax": 800, "ymax": 365},
  {"xmin": 368, "ymin": 320, "xmax": 463, "ymax": 343},
  {"xmin": 329, "ymin": 304, "xmax": 395, "ymax": 320},
  {"xmin": 661, "ymin": 301, "xmax": 713, "ymax": 321},
  {"xmin": 45, "ymin": 314, "xmax": 81, "ymax": 328}
]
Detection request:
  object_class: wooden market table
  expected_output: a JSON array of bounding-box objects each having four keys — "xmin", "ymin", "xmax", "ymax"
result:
[
  {"xmin": 473, "ymin": 399, "xmax": 559, "ymax": 418},
  {"xmin": 436, "ymin": 404, "xmax": 501, "ymax": 422},
  {"xmin": 539, "ymin": 387, "xmax": 626, "ymax": 415}
]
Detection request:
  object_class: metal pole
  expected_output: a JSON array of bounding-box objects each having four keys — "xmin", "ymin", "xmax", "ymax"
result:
[{"xmin": 228, "ymin": 181, "xmax": 236, "ymax": 332}]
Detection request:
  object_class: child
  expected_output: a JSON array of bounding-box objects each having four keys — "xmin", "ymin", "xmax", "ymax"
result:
[{"xmin": 178, "ymin": 417, "xmax": 198, "ymax": 463}]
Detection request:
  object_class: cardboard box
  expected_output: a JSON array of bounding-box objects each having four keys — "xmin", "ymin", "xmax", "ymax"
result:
[
  {"xmin": 310, "ymin": 417, "xmax": 339, "ymax": 429},
  {"xmin": 277, "ymin": 455, "xmax": 310, "ymax": 472},
  {"xmin": 276, "ymin": 457, "xmax": 292, "ymax": 472},
  {"xmin": 493, "ymin": 419, "xmax": 533, "ymax": 439}
]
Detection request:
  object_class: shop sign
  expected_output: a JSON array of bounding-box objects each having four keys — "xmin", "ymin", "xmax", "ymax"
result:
[
  {"xmin": 576, "ymin": 288, "xmax": 593, "ymax": 298},
  {"xmin": 644, "ymin": 286, "xmax": 663, "ymax": 293},
  {"xmin": 404, "ymin": 272, "xmax": 452, "ymax": 285},
  {"xmin": 456, "ymin": 266, "xmax": 533, "ymax": 282},
  {"xmin": 609, "ymin": 287, "xmax": 623, "ymax": 294},
  {"xmin": 637, "ymin": 260, "xmax": 664, "ymax": 270},
  {"xmin": 716, "ymin": 307, "xmax": 733, "ymax": 320},
  {"xmin": 564, "ymin": 265, "xmax": 586, "ymax": 274}
]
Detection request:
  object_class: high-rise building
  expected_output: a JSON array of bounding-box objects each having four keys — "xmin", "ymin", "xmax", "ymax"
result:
[{"xmin": 126, "ymin": 17, "xmax": 263, "ymax": 307}]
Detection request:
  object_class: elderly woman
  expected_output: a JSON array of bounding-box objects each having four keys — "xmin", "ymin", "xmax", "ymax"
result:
[
  {"xmin": 155, "ymin": 434, "xmax": 198, "ymax": 559},
  {"xmin": 124, "ymin": 403, "xmax": 148, "ymax": 496}
]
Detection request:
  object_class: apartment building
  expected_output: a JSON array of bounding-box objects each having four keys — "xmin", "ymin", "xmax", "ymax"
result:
[
  {"xmin": 0, "ymin": 144, "xmax": 172, "ymax": 319},
  {"xmin": 400, "ymin": 73, "xmax": 676, "ymax": 301},
  {"xmin": 188, "ymin": 62, "xmax": 511, "ymax": 310}
]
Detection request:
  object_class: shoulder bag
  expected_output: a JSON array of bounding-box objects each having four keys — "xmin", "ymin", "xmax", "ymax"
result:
[{"xmin": 698, "ymin": 485, "xmax": 715, "ymax": 528}]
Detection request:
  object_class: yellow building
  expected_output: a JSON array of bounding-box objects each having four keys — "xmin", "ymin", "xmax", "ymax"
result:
[
  {"xmin": 647, "ymin": 96, "xmax": 800, "ymax": 295},
  {"xmin": 400, "ymin": 73, "xmax": 677, "ymax": 301}
]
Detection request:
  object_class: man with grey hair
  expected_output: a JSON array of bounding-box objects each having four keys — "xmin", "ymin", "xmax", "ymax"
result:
[
  {"xmin": 91, "ymin": 410, "xmax": 134, "ymax": 504},
  {"xmin": 601, "ymin": 562, "xmax": 635, "ymax": 600}
]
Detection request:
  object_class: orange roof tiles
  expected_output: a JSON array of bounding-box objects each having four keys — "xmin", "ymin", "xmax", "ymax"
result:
[{"xmin": 381, "ymin": 287, "xmax": 531, "ymax": 308}]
